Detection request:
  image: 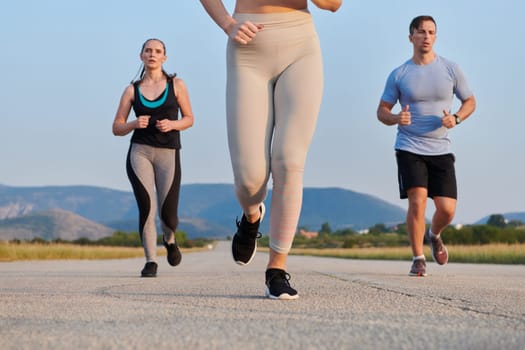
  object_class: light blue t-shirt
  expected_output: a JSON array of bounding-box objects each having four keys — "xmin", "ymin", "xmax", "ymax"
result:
[{"xmin": 380, "ymin": 55, "xmax": 473, "ymax": 155}]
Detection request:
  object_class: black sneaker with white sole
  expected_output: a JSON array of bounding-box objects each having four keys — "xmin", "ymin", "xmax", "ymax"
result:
[
  {"xmin": 232, "ymin": 203, "xmax": 265, "ymax": 265},
  {"xmin": 265, "ymin": 268, "xmax": 299, "ymax": 300}
]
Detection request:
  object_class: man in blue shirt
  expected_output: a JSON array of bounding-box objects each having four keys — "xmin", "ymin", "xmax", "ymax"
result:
[{"xmin": 377, "ymin": 15, "xmax": 476, "ymax": 276}]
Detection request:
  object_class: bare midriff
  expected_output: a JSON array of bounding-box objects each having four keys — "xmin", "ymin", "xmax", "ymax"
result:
[{"xmin": 234, "ymin": 0, "xmax": 307, "ymax": 13}]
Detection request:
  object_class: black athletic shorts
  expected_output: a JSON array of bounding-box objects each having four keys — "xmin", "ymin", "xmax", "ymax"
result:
[{"xmin": 395, "ymin": 149, "xmax": 457, "ymax": 199}]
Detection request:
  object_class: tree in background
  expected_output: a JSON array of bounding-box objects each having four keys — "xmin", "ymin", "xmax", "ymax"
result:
[
  {"xmin": 368, "ymin": 223, "xmax": 389, "ymax": 235},
  {"xmin": 487, "ymin": 214, "xmax": 507, "ymax": 228},
  {"xmin": 319, "ymin": 222, "xmax": 332, "ymax": 235}
]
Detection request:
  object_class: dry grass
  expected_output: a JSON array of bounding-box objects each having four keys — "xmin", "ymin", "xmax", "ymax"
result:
[
  {"xmin": 0, "ymin": 242, "xmax": 212, "ymax": 262},
  {"xmin": 1, "ymin": 242, "xmax": 522, "ymax": 264},
  {"xmin": 287, "ymin": 243, "xmax": 525, "ymax": 264}
]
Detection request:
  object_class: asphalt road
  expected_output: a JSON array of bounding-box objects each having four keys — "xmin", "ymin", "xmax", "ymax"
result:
[{"xmin": 1, "ymin": 241, "xmax": 524, "ymax": 350}]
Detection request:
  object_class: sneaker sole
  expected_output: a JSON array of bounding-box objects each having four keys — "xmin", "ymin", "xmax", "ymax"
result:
[
  {"xmin": 234, "ymin": 239, "xmax": 257, "ymax": 266},
  {"xmin": 408, "ymin": 272, "xmax": 427, "ymax": 277},
  {"xmin": 265, "ymin": 287, "xmax": 299, "ymax": 300},
  {"xmin": 233, "ymin": 203, "xmax": 266, "ymax": 266},
  {"xmin": 141, "ymin": 273, "xmax": 157, "ymax": 278}
]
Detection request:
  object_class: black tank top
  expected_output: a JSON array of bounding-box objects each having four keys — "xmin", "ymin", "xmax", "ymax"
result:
[{"xmin": 131, "ymin": 78, "xmax": 181, "ymax": 149}]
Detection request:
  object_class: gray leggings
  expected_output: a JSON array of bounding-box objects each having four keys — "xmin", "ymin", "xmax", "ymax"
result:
[
  {"xmin": 227, "ymin": 10, "xmax": 323, "ymax": 254},
  {"xmin": 126, "ymin": 143, "xmax": 181, "ymax": 262}
]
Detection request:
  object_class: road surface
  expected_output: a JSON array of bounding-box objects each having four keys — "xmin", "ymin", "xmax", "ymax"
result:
[{"xmin": 1, "ymin": 241, "xmax": 524, "ymax": 349}]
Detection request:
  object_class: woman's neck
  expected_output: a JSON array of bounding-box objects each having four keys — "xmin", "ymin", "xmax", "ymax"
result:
[{"xmin": 143, "ymin": 71, "xmax": 165, "ymax": 84}]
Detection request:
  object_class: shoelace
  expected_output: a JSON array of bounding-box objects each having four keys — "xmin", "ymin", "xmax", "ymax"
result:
[
  {"xmin": 431, "ymin": 236, "xmax": 444, "ymax": 252},
  {"xmin": 267, "ymin": 271, "xmax": 292, "ymax": 286},
  {"xmin": 236, "ymin": 216, "xmax": 262, "ymax": 239}
]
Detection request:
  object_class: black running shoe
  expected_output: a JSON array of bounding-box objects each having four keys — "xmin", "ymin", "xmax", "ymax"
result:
[
  {"xmin": 265, "ymin": 268, "xmax": 299, "ymax": 300},
  {"xmin": 232, "ymin": 203, "xmax": 265, "ymax": 265},
  {"xmin": 163, "ymin": 238, "xmax": 182, "ymax": 267},
  {"xmin": 141, "ymin": 262, "xmax": 158, "ymax": 277}
]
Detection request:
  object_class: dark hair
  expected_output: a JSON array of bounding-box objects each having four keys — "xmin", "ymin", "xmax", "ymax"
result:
[
  {"xmin": 141, "ymin": 38, "xmax": 167, "ymax": 55},
  {"xmin": 131, "ymin": 38, "xmax": 175, "ymax": 84},
  {"xmin": 409, "ymin": 16, "xmax": 436, "ymax": 35}
]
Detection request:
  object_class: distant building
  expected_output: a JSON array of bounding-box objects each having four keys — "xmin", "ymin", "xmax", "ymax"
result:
[{"xmin": 298, "ymin": 229, "xmax": 318, "ymax": 239}]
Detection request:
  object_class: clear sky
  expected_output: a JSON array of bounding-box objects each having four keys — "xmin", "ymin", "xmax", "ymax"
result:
[{"xmin": 1, "ymin": 0, "xmax": 524, "ymax": 224}]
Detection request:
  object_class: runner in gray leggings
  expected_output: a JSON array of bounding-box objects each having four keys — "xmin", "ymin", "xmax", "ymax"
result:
[
  {"xmin": 200, "ymin": 0, "xmax": 342, "ymax": 299},
  {"xmin": 112, "ymin": 38, "xmax": 195, "ymax": 277}
]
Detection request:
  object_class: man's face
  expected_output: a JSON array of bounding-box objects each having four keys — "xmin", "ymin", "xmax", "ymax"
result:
[{"xmin": 409, "ymin": 20, "xmax": 436, "ymax": 54}]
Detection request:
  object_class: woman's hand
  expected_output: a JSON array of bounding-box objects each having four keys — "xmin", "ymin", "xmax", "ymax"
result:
[
  {"xmin": 135, "ymin": 115, "xmax": 151, "ymax": 129},
  {"xmin": 225, "ymin": 20, "xmax": 264, "ymax": 45},
  {"xmin": 155, "ymin": 119, "xmax": 173, "ymax": 133}
]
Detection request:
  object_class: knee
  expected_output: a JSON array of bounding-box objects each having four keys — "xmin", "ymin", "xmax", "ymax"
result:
[
  {"xmin": 272, "ymin": 152, "xmax": 305, "ymax": 173},
  {"xmin": 234, "ymin": 168, "xmax": 269, "ymax": 199},
  {"xmin": 270, "ymin": 157, "xmax": 305, "ymax": 187},
  {"xmin": 434, "ymin": 198, "xmax": 457, "ymax": 224},
  {"xmin": 408, "ymin": 197, "xmax": 426, "ymax": 217},
  {"xmin": 437, "ymin": 206, "xmax": 455, "ymax": 223},
  {"xmin": 234, "ymin": 181, "xmax": 267, "ymax": 211}
]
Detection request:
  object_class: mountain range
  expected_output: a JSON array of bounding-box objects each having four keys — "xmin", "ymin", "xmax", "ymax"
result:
[{"xmin": 1, "ymin": 184, "xmax": 521, "ymax": 241}]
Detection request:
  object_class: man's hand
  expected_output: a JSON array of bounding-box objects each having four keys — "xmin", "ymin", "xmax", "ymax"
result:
[
  {"xmin": 441, "ymin": 110, "xmax": 456, "ymax": 129},
  {"xmin": 397, "ymin": 105, "xmax": 411, "ymax": 125}
]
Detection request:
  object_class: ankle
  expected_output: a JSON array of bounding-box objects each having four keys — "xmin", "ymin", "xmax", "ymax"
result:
[
  {"xmin": 428, "ymin": 228, "xmax": 440, "ymax": 239},
  {"xmin": 244, "ymin": 211, "xmax": 261, "ymax": 224},
  {"xmin": 266, "ymin": 267, "xmax": 286, "ymax": 273},
  {"xmin": 164, "ymin": 236, "xmax": 175, "ymax": 245},
  {"xmin": 244, "ymin": 204, "xmax": 264, "ymax": 224}
]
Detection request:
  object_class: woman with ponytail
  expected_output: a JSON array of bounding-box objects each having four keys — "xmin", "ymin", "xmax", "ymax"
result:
[{"xmin": 112, "ymin": 38, "xmax": 195, "ymax": 277}]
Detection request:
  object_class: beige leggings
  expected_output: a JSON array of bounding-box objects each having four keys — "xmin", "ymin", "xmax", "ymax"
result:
[{"xmin": 227, "ymin": 10, "xmax": 323, "ymax": 254}]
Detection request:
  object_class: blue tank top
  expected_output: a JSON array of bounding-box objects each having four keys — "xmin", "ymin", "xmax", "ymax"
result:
[{"xmin": 131, "ymin": 78, "xmax": 181, "ymax": 149}]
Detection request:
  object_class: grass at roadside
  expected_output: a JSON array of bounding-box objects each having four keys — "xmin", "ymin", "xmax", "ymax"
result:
[
  {"xmin": 286, "ymin": 243, "xmax": 525, "ymax": 264},
  {"xmin": 1, "ymin": 242, "xmax": 523, "ymax": 264},
  {"xmin": 0, "ymin": 242, "xmax": 213, "ymax": 262}
]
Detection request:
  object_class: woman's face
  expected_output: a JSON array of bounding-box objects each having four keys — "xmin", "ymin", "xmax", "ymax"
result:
[{"xmin": 140, "ymin": 40, "xmax": 166, "ymax": 69}]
